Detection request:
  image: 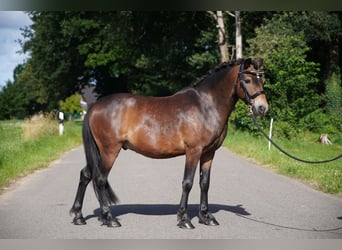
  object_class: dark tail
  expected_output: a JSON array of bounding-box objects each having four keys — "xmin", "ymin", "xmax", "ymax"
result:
[{"xmin": 83, "ymin": 110, "xmax": 119, "ymax": 205}]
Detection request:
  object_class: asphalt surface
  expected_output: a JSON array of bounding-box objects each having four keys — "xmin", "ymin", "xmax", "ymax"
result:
[{"xmin": 0, "ymin": 146, "xmax": 341, "ymax": 239}]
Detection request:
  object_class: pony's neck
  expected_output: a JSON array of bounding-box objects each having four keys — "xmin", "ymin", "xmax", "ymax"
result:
[
  {"xmin": 198, "ymin": 64, "xmax": 240, "ymax": 125},
  {"xmin": 218, "ymin": 65, "xmax": 240, "ymax": 120}
]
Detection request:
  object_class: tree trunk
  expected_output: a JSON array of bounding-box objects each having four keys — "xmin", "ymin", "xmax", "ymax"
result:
[
  {"xmin": 216, "ymin": 11, "xmax": 229, "ymax": 63},
  {"xmin": 235, "ymin": 11, "xmax": 243, "ymax": 59}
]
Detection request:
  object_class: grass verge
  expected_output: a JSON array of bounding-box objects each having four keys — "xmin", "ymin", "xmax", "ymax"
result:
[
  {"xmin": 1, "ymin": 118, "xmax": 341, "ymax": 197},
  {"xmin": 223, "ymin": 125, "xmax": 342, "ymax": 196},
  {"xmin": 0, "ymin": 119, "xmax": 82, "ymax": 192}
]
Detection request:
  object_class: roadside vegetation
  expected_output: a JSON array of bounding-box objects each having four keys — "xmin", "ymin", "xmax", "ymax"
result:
[
  {"xmin": 224, "ymin": 119, "xmax": 342, "ymax": 197},
  {"xmin": 0, "ymin": 117, "xmax": 82, "ymax": 192},
  {"xmin": 1, "ymin": 114, "xmax": 340, "ymax": 197}
]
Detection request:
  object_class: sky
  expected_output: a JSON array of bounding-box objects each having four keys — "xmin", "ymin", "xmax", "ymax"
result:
[{"xmin": 0, "ymin": 11, "xmax": 32, "ymax": 88}]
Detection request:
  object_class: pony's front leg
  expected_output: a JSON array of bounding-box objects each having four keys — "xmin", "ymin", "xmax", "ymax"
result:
[
  {"xmin": 198, "ymin": 152, "xmax": 219, "ymax": 226},
  {"xmin": 177, "ymin": 149, "xmax": 201, "ymax": 229}
]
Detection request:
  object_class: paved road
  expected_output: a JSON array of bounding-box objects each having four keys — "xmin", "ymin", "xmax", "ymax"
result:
[{"xmin": 0, "ymin": 146, "xmax": 341, "ymax": 239}]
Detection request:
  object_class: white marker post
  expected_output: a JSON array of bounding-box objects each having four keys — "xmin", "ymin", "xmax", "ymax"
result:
[
  {"xmin": 58, "ymin": 111, "xmax": 64, "ymax": 136},
  {"xmin": 268, "ymin": 118, "xmax": 274, "ymax": 151}
]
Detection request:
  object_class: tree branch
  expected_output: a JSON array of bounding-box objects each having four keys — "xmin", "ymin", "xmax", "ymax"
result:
[
  {"xmin": 225, "ymin": 11, "xmax": 235, "ymax": 18},
  {"xmin": 207, "ymin": 11, "xmax": 217, "ymax": 21}
]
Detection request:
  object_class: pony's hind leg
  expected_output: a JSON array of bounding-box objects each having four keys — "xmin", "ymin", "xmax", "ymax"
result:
[
  {"xmin": 93, "ymin": 174, "xmax": 121, "ymax": 227},
  {"xmin": 93, "ymin": 145, "xmax": 121, "ymax": 227},
  {"xmin": 70, "ymin": 166, "xmax": 92, "ymax": 225}
]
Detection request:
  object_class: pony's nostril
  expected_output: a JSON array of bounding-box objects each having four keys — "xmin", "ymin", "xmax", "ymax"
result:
[{"xmin": 258, "ymin": 105, "xmax": 266, "ymax": 114}]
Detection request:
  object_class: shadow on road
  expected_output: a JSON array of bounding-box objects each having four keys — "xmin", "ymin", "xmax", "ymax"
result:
[
  {"xmin": 83, "ymin": 205, "xmax": 342, "ymax": 235},
  {"xmin": 84, "ymin": 203, "xmax": 250, "ymax": 221}
]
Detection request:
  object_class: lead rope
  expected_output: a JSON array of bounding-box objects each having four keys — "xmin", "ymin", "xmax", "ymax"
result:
[{"xmin": 249, "ymin": 108, "xmax": 342, "ymax": 164}]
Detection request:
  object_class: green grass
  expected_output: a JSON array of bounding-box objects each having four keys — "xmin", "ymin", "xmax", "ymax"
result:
[
  {"xmin": 0, "ymin": 120, "xmax": 82, "ymax": 191},
  {"xmin": 223, "ymin": 126, "xmax": 342, "ymax": 196},
  {"xmin": 1, "ymin": 118, "xmax": 341, "ymax": 197}
]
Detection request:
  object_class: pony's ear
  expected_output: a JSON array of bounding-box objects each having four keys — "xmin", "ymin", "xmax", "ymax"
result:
[
  {"xmin": 254, "ymin": 58, "xmax": 264, "ymax": 70},
  {"xmin": 243, "ymin": 58, "xmax": 252, "ymax": 69}
]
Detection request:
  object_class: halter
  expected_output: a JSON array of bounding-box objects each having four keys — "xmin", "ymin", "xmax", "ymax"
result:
[{"xmin": 238, "ymin": 63, "xmax": 265, "ymax": 105}]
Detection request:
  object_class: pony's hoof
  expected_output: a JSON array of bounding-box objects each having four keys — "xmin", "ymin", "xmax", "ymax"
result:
[
  {"xmin": 99, "ymin": 217, "xmax": 122, "ymax": 228},
  {"xmin": 199, "ymin": 213, "xmax": 219, "ymax": 226},
  {"xmin": 200, "ymin": 217, "xmax": 219, "ymax": 226},
  {"xmin": 107, "ymin": 219, "xmax": 122, "ymax": 228},
  {"xmin": 73, "ymin": 217, "xmax": 87, "ymax": 225},
  {"xmin": 177, "ymin": 219, "xmax": 195, "ymax": 229}
]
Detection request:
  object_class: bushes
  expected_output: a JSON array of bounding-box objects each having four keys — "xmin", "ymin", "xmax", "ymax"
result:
[
  {"xmin": 230, "ymin": 101, "xmax": 259, "ymax": 134},
  {"xmin": 237, "ymin": 13, "xmax": 341, "ymax": 141},
  {"xmin": 301, "ymin": 109, "xmax": 342, "ymax": 139},
  {"xmin": 300, "ymin": 67, "xmax": 342, "ymax": 139},
  {"xmin": 59, "ymin": 93, "xmax": 84, "ymax": 115},
  {"xmin": 231, "ymin": 101, "xmax": 341, "ymax": 141},
  {"xmin": 247, "ymin": 14, "xmax": 321, "ymax": 129},
  {"xmin": 272, "ymin": 121, "xmax": 298, "ymax": 140},
  {"xmin": 325, "ymin": 69, "xmax": 342, "ymax": 124}
]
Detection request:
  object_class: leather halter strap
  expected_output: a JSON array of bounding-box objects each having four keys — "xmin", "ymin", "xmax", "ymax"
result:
[{"xmin": 238, "ymin": 63, "xmax": 265, "ymax": 105}]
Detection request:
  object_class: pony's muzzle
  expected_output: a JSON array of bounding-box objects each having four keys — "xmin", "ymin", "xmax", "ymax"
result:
[{"xmin": 252, "ymin": 98, "xmax": 268, "ymax": 116}]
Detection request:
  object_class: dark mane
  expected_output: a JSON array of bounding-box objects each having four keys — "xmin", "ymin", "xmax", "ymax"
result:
[{"xmin": 191, "ymin": 58, "xmax": 250, "ymax": 88}]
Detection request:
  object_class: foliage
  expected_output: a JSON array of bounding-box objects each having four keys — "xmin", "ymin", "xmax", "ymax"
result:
[
  {"xmin": 59, "ymin": 93, "xmax": 83, "ymax": 115},
  {"xmin": 276, "ymin": 12, "xmax": 342, "ymax": 43},
  {"xmin": 187, "ymin": 28, "xmax": 220, "ymax": 71},
  {"xmin": 272, "ymin": 12, "xmax": 342, "ymax": 88},
  {"xmin": 325, "ymin": 68, "xmax": 342, "ymax": 116},
  {"xmin": 230, "ymin": 101, "xmax": 259, "ymax": 134},
  {"xmin": 0, "ymin": 62, "xmax": 47, "ymax": 120},
  {"xmin": 20, "ymin": 11, "xmax": 218, "ymax": 101},
  {"xmin": 0, "ymin": 80, "xmax": 26, "ymax": 119},
  {"xmin": 21, "ymin": 12, "xmax": 88, "ymax": 109},
  {"xmin": 246, "ymin": 14, "xmax": 321, "ymax": 135},
  {"xmin": 301, "ymin": 109, "xmax": 342, "ymax": 138}
]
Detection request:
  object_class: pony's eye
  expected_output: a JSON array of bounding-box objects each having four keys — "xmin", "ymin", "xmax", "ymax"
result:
[{"xmin": 244, "ymin": 79, "xmax": 251, "ymax": 84}]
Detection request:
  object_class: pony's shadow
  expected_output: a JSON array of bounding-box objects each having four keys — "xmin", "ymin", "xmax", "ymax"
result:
[
  {"xmin": 83, "ymin": 205, "xmax": 342, "ymax": 234},
  {"xmin": 84, "ymin": 203, "xmax": 250, "ymax": 221}
]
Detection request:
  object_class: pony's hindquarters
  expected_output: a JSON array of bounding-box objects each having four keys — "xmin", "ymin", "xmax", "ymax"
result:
[
  {"xmin": 82, "ymin": 111, "xmax": 119, "ymax": 205},
  {"xmin": 70, "ymin": 109, "xmax": 119, "ymax": 226}
]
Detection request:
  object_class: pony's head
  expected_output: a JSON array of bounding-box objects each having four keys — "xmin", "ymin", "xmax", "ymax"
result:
[{"xmin": 236, "ymin": 58, "xmax": 268, "ymax": 116}]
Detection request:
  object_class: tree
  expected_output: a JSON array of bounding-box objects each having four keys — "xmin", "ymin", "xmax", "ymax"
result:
[
  {"xmin": 0, "ymin": 80, "xmax": 23, "ymax": 119},
  {"xmin": 276, "ymin": 12, "xmax": 342, "ymax": 79},
  {"xmin": 21, "ymin": 11, "xmax": 218, "ymax": 103},
  {"xmin": 208, "ymin": 11, "xmax": 229, "ymax": 62},
  {"xmin": 246, "ymin": 14, "xmax": 321, "ymax": 131},
  {"xmin": 19, "ymin": 10, "xmax": 338, "ymax": 129},
  {"xmin": 127, "ymin": 12, "xmax": 218, "ymax": 95},
  {"xmin": 59, "ymin": 93, "xmax": 83, "ymax": 115},
  {"xmin": 22, "ymin": 12, "xmax": 85, "ymax": 109},
  {"xmin": 235, "ymin": 11, "xmax": 243, "ymax": 59},
  {"xmin": 0, "ymin": 63, "xmax": 46, "ymax": 119}
]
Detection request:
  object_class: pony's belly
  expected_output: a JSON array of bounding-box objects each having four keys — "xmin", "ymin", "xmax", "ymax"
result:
[
  {"xmin": 122, "ymin": 132, "xmax": 186, "ymax": 159},
  {"xmin": 124, "ymin": 142, "xmax": 185, "ymax": 159}
]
